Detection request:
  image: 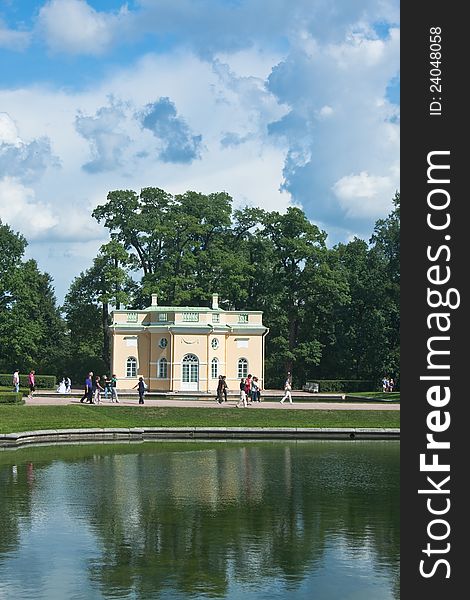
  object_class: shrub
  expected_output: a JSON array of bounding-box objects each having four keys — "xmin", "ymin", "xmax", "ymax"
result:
[
  {"xmin": 0, "ymin": 373, "xmax": 56, "ymax": 389},
  {"xmin": 0, "ymin": 392, "xmax": 24, "ymax": 404},
  {"xmin": 311, "ymin": 380, "xmax": 377, "ymax": 393}
]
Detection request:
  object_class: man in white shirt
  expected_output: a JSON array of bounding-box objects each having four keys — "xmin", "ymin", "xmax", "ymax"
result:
[{"xmin": 12, "ymin": 369, "xmax": 20, "ymax": 393}]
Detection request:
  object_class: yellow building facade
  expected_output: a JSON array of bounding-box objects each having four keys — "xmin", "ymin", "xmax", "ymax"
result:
[{"xmin": 109, "ymin": 293, "xmax": 269, "ymax": 393}]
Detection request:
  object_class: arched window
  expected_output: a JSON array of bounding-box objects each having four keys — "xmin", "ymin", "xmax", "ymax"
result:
[
  {"xmin": 158, "ymin": 358, "xmax": 168, "ymax": 379},
  {"xmin": 238, "ymin": 358, "xmax": 248, "ymax": 379},
  {"xmin": 126, "ymin": 357, "xmax": 137, "ymax": 378},
  {"xmin": 211, "ymin": 358, "xmax": 219, "ymax": 379}
]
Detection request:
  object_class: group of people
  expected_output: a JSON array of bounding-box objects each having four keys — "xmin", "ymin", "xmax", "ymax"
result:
[
  {"xmin": 56, "ymin": 377, "xmax": 72, "ymax": 394},
  {"xmin": 382, "ymin": 376, "xmax": 395, "ymax": 392},
  {"xmin": 214, "ymin": 373, "xmax": 263, "ymax": 407},
  {"xmin": 12, "ymin": 369, "xmax": 36, "ymax": 400},
  {"xmin": 236, "ymin": 374, "xmax": 262, "ymax": 408},
  {"xmin": 80, "ymin": 373, "xmax": 119, "ymax": 404}
]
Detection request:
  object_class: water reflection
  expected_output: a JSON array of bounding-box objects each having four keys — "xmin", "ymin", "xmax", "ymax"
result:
[{"xmin": 0, "ymin": 441, "xmax": 399, "ymax": 599}]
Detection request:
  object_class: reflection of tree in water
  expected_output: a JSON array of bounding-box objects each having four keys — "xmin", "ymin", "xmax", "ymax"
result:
[
  {"xmin": 79, "ymin": 442, "xmax": 399, "ymax": 599},
  {"xmin": 0, "ymin": 441, "xmax": 399, "ymax": 599},
  {"xmin": 0, "ymin": 461, "xmax": 35, "ymax": 557}
]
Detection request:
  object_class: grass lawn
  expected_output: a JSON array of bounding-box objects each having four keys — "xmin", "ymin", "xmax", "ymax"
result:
[
  {"xmin": 345, "ymin": 391, "xmax": 400, "ymax": 402},
  {"xmin": 0, "ymin": 405, "xmax": 399, "ymax": 434}
]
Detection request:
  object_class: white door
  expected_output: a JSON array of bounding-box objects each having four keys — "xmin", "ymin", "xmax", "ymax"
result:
[{"xmin": 181, "ymin": 354, "xmax": 199, "ymax": 391}]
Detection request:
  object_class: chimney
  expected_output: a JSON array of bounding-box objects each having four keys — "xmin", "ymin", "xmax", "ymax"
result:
[
  {"xmin": 151, "ymin": 293, "xmax": 158, "ymax": 306},
  {"xmin": 212, "ymin": 293, "xmax": 219, "ymax": 310}
]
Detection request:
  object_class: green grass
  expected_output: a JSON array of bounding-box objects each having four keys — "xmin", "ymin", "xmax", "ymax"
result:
[
  {"xmin": 0, "ymin": 405, "xmax": 399, "ymax": 434},
  {"xmin": 346, "ymin": 391, "xmax": 400, "ymax": 401}
]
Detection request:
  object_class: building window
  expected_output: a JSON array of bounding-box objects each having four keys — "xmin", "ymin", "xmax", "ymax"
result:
[
  {"xmin": 211, "ymin": 338, "xmax": 219, "ymax": 350},
  {"xmin": 159, "ymin": 337, "xmax": 168, "ymax": 349},
  {"xmin": 158, "ymin": 358, "xmax": 168, "ymax": 379},
  {"xmin": 211, "ymin": 358, "xmax": 219, "ymax": 379},
  {"xmin": 238, "ymin": 313, "xmax": 249, "ymax": 323},
  {"xmin": 182, "ymin": 354, "xmax": 199, "ymax": 385},
  {"xmin": 212, "ymin": 313, "xmax": 220, "ymax": 323},
  {"xmin": 182, "ymin": 312, "xmax": 199, "ymax": 322},
  {"xmin": 127, "ymin": 312, "xmax": 138, "ymax": 323},
  {"xmin": 238, "ymin": 358, "xmax": 248, "ymax": 378},
  {"xmin": 158, "ymin": 313, "xmax": 167, "ymax": 322},
  {"xmin": 126, "ymin": 357, "xmax": 137, "ymax": 377}
]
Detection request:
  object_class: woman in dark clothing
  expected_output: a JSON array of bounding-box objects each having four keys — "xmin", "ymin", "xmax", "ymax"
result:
[
  {"xmin": 216, "ymin": 375, "xmax": 224, "ymax": 404},
  {"xmin": 222, "ymin": 376, "xmax": 228, "ymax": 402},
  {"xmin": 133, "ymin": 377, "xmax": 146, "ymax": 404}
]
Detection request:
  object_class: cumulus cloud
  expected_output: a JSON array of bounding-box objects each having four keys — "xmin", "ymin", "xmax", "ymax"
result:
[
  {"xmin": 139, "ymin": 98, "xmax": 202, "ymax": 164},
  {"xmin": 267, "ymin": 26, "xmax": 400, "ymax": 237},
  {"xmin": 0, "ymin": 19, "xmax": 30, "ymax": 51},
  {"xmin": 0, "ymin": 177, "xmax": 59, "ymax": 238},
  {"xmin": 0, "ymin": 113, "xmax": 58, "ymax": 182},
  {"xmin": 0, "ymin": 0, "xmax": 399, "ymax": 297},
  {"xmin": 332, "ymin": 171, "xmax": 396, "ymax": 219},
  {"xmin": 75, "ymin": 100, "xmax": 131, "ymax": 173},
  {"xmin": 37, "ymin": 0, "xmax": 128, "ymax": 55}
]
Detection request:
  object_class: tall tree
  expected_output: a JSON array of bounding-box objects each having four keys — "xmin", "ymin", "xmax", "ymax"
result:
[
  {"xmin": 62, "ymin": 240, "xmax": 135, "ymax": 379},
  {"xmin": 0, "ymin": 220, "xmax": 66, "ymax": 375}
]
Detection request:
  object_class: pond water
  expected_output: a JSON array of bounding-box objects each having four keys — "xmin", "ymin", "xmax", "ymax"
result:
[{"xmin": 0, "ymin": 440, "xmax": 399, "ymax": 599}]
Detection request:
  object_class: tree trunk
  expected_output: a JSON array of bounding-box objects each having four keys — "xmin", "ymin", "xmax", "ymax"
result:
[{"xmin": 102, "ymin": 301, "xmax": 110, "ymax": 371}]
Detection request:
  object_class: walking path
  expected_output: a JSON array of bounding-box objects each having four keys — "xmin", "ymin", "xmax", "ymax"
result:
[{"xmin": 25, "ymin": 391, "xmax": 400, "ymax": 411}]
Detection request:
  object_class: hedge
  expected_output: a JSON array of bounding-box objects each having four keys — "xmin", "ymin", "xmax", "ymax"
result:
[
  {"xmin": 0, "ymin": 374, "xmax": 56, "ymax": 389},
  {"xmin": 309, "ymin": 380, "xmax": 377, "ymax": 393},
  {"xmin": 0, "ymin": 392, "xmax": 24, "ymax": 404}
]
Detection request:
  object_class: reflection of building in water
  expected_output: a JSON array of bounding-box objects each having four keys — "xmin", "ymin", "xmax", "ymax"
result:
[
  {"xmin": 109, "ymin": 293, "xmax": 268, "ymax": 392},
  {"xmin": 163, "ymin": 447, "xmax": 266, "ymax": 507}
]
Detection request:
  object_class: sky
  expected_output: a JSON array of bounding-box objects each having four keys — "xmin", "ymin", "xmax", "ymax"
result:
[{"xmin": 0, "ymin": 0, "xmax": 400, "ymax": 303}]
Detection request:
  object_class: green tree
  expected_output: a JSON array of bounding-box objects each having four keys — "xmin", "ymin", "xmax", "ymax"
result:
[
  {"xmin": 252, "ymin": 208, "xmax": 348, "ymax": 387},
  {"xmin": 0, "ymin": 220, "xmax": 66, "ymax": 375},
  {"xmin": 63, "ymin": 240, "xmax": 135, "ymax": 378}
]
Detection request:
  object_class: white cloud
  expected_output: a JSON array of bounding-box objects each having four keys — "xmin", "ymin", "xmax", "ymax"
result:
[
  {"xmin": 332, "ymin": 171, "xmax": 395, "ymax": 218},
  {"xmin": 0, "ymin": 177, "xmax": 59, "ymax": 238},
  {"xmin": 266, "ymin": 25, "xmax": 400, "ymax": 232},
  {"xmin": 37, "ymin": 0, "xmax": 128, "ymax": 55},
  {"xmin": 0, "ymin": 0, "xmax": 399, "ymax": 297},
  {"xmin": 0, "ymin": 112, "xmax": 58, "ymax": 182},
  {"xmin": 0, "ymin": 113, "xmax": 22, "ymax": 145},
  {"xmin": 0, "ymin": 19, "xmax": 30, "ymax": 51}
]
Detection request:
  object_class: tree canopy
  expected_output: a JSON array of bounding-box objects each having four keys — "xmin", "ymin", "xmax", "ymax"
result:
[{"xmin": 0, "ymin": 190, "xmax": 400, "ymax": 388}]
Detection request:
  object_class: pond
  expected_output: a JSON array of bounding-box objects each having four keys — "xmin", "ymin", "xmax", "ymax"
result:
[{"xmin": 0, "ymin": 440, "xmax": 399, "ymax": 599}]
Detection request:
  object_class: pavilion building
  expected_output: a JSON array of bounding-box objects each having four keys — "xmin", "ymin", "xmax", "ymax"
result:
[{"xmin": 109, "ymin": 293, "xmax": 269, "ymax": 393}]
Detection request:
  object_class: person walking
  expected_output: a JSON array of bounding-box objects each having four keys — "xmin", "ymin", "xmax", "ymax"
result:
[
  {"xmin": 110, "ymin": 374, "xmax": 119, "ymax": 403},
  {"xmin": 222, "ymin": 376, "xmax": 228, "ymax": 402},
  {"xmin": 93, "ymin": 375, "xmax": 104, "ymax": 404},
  {"xmin": 28, "ymin": 370, "xmax": 36, "ymax": 400},
  {"xmin": 216, "ymin": 375, "xmax": 225, "ymax": 404},
  {"xmin": 80, "ymin": 372, "xmax": 93, "ymax": 403},
  {"xmin": 133, "ymin": 376, "xmax": 146, "ymax": 404},
  {"xmin": 245, "ymin": 374, "xmax": 253, "ymax": 404},
  {"xmin": 252, "ymin": 376, "xmax": 261, "ymax": 402},
  {"xmin": 280, "ymin": 377, "xmax": 293, "ymax": 404},
  {"xmin": 102, "ymin": 375, "xmax": 112, "ymax": 401},
  {"xmin": 236, "ymin": 377, "xmax": 247, "ymax": 408},
  {"xmin": 12, "ymin": 369, "xmax": 20, "ymax": 393},
  {"xmin": 382, "ymin": 376, "xmax": 389, "ymax": 392},
  {"xmin": 65, "ymin": 376, "xmax": 72, "ymax": 393}
]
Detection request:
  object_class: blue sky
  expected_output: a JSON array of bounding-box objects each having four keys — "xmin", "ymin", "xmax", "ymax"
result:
[{"xmin": 0, "ymin": 0, "xmax": 399, "ymax": 302}]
